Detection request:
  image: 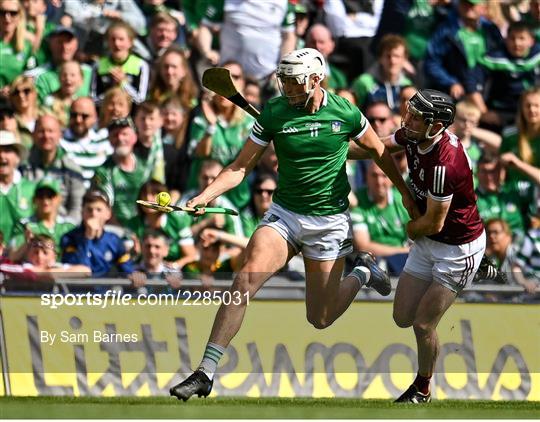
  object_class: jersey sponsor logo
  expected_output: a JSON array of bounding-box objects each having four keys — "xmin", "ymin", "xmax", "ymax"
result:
[
  {"xmin": 104, "ymin": 251, "xmax": 113, "ymax": 262},
  {"xmin": 305, "ymin": 122, "xmax": 321, "ymax": 138},
  {"xmin": 410, "ymin": 181, "xmax": 427, "ymax": 199},
  {"xmin": 279, "ymin": 127, "xmax": 299, "ymax": 134},
  {"xmin": 331, "ymin": 121, "xmax": 342, "ymax": 133},
  {"xmin": 433, "ymin": 166, "xmax": 446, "ymax": 195}
]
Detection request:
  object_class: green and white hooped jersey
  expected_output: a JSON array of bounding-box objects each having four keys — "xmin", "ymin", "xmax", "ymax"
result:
[{"xmin": 250, "ymin": 90, "xmax": 368, "ymax": 216}]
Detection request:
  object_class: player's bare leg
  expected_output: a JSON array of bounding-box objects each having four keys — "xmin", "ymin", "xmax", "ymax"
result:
[
  {"xmin": 304, "ymin": 252, "xmax": 391, "ymax": 329},
  {"xmin": 393, "ymin": 272, "xmax": 431, "ymax": 328},
  {"xmin": 170, "ymin": 226, "xmax": 295, "ymax": 401},
  {"xmin": 412, "ymin": 282, "xmax": 456, "ymax": 379},
  {"xmin": 393, "ymin": 272, "xmax": 456, "ymax": 403}
]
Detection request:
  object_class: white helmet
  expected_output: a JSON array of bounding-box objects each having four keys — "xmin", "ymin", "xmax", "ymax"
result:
[{"xmin": 276, "ymin": 48, "xmax": 326, "ymax": 107}]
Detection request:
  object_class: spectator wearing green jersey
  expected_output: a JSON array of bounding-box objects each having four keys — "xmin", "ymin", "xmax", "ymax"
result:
[
  {"xmin": 133, "ymin": 101, "xmax": 165, "ymax": 184},
  {"xmin": 475, "ymin": 153, "xmax": 531, "ymax": 239},
  {"xmin": 126, "ymin": 180, "xmax": 197, "ymax": 270},
  {"xmin": 0, "ymin": 0, "xmax": 35, "ymax": 95},
  {"xmin": 305, "ymin": 24, "xmax": 348, "ymax": 92},
  {"xmin": 351, "ymin": 161, "xmax": 410, "ymax": 275},
  {"xmin": 351, "ymin": 34, "xmax": 413, "ymax": 112},
  {"xmin": 61, "ymin": 97, "xmax": 112, "ymax": 185},
  {"xmin": 22, "ymin": 115, "xmax": 86, "ymax": 222},
  {"xmin": 0, "ymin": 130, "xmax": 35, "ymax": 244},
  {"xmin": 9, "ymin": 76, "xmax": 40, "ymax": 150},
  {"xmin": 187, "ymin": 61, "xmax": 254, "ymax": 210},
  {"xmin": 485, "ymin": 218, "xmax": 520, "ymax": 287},
  {"xmin": 29, "ymin": 26, "xmax": 93, "ymax": 103},
  {"xmin": 92, "ymin": 117, "xmax": 153, "ymax": 225},
  {"xmin": 8, "ymin": 177, "xmax": 75, "ymax": 262},
  {"xmin": 469, "ymin": 21, "xmax": 540, "ymax": 131},
  {"xmin": 21, "ymin": 0, "xmax": 55, "ymax": 67},
  {"xmin": 90, "ymin": 20, "xmax": 149, "ymax": 105},
  {"xmin": 499, "ymin": 86, "xmax": 540, "ymax": 186}
]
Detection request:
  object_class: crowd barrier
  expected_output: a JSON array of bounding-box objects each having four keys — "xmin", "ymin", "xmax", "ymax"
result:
[{"xmin": 0, "ymin": 286, "xmax": 538, "ymax": 400}]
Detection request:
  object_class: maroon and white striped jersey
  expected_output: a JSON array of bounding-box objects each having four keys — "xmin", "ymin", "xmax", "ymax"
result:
[{"xmin": 393, "ymin": 128, "xmax": 484, "ymax": 245}]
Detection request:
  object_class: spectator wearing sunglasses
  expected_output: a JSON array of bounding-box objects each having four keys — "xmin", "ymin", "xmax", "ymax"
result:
[
  {"xmin": 61, "ymin": 97, "xmax": 112, "ymax": 186},
  {"xmin": 8, "ymin": 76, "xmax": 40, "ymax": 150},
  {"xmin": 0, "ymin": 0, "xmax": 35, "ymax": 96}
]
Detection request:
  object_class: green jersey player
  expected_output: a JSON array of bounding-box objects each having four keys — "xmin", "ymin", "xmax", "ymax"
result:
[{"xmin": 170, "ymin": 48, "xmax": 417, "ymax": 401}]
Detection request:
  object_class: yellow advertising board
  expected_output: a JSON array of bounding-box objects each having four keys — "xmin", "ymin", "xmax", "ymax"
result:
[{"xmin": 0, "ymin": 296, "xmax": 538, "ymax": 399}]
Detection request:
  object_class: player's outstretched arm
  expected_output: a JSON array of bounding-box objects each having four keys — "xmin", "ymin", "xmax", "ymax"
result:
[
  {"xmin": 187, "ymin": 138, "xmax": 267, "ymax": 209},
  {"xmin": 348, "ymin": 134, "xmax": 402, "ymax": 160},
  {"xmin": 355, "ymin": 126, "xmax": 418, "ymax": 218},
  {"xmin": 406, "ymin": 197, "xmax": 451, "ymax": 240}
]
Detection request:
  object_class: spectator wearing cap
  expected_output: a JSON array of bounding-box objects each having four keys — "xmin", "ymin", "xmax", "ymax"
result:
[
  {"xmin": 8, "ymin": 177, "xmax": 76, "ymax": 262},
  {"xmin": 0, "ymin": 0, "xmax": 35, "ymax": 95},
  {"xmin": 424, "ymin": 0, "xmax": 504, "ymax": 101},
  {"xmin": 90, "ymin": 20, "xmax": 149, "ymax": 105},
  {"xmin": 61, "ymin": 97, "xmax": 112, "ymax": 185},
  {"xmin": 60, "ymin": 189, "xmax": 135, "ymax": 277},
  {"xmin": 305, "ymin": 23, "xmax": 348, "ymax": 92},
  {"xmin": 28, "ymin": 26, "xmax": 92, "ymax": 103},
  {"xmin": 21, "ymin": 115, "xmax": 85, "ymax": 222},
  {"xmin": 91, "ymin": 117, "xmax": 153, "ymax": 225},
  {"xmin": 0, "ymin": 130, "xmax": 36, "ymax": 245}
]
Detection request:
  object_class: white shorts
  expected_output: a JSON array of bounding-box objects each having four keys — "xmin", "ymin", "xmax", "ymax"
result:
[
  {"xmin": 403, "ymin": 231, "xmax": 486, "ymax": 293},
  {"xmin": 257, "ymin": 202, "xmax": 353, "ymax": 261}
]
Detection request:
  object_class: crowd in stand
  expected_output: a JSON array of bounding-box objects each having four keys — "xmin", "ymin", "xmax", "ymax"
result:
[{"xmin": 0, "ymin": 0, "xmax": 538, "ymax": 300}]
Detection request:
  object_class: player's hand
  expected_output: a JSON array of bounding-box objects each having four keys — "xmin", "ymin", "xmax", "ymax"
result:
[
  {"xmin": 449, "ymin": 83, "xmax": 465, "ymax": 99},
  {"xmin": 129, "ymin": 271, "xmax": 147, "ymax": 288},
  {"xmin": 186, "ymin": 194, "xmax": 210, "ymax": 215}
]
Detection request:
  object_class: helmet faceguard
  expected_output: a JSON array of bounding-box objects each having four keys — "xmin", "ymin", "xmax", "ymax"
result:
[
  {"xmin": 401, "ymin": 89, "xmax": 456, "ymax": 143},
  {"xmin": 276, "ymin": 48, "xmax": 326, "ymax": 108}
]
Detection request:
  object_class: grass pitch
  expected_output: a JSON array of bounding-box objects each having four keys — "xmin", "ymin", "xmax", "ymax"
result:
[{"xmin": 0, "ymin": 396, "xmax": 538, "ymax": 419}]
